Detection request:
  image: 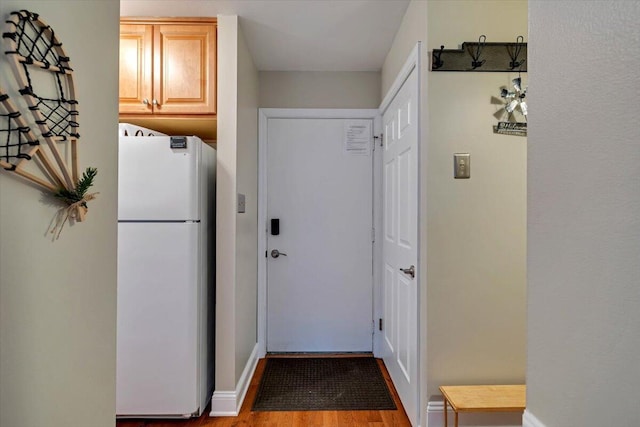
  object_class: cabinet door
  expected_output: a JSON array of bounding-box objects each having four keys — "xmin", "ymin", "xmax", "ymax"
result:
[
  {"xmin": 153, "ymin": 24, "xmax": 217, "ymax": 115},
  {"xmin": 119, "ymin": 24, "xmax": 153, "ymax": 114}
]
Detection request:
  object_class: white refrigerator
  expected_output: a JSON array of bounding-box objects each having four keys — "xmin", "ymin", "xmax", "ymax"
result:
[{"xmin": 116, "ymin": 135, "xmax": 216, "ymax": 418}]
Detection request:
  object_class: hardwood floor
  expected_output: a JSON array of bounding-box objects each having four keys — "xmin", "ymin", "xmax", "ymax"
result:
[{"xmin": 116, "ymin": 358, "xmax": 411, "ymax": 427}]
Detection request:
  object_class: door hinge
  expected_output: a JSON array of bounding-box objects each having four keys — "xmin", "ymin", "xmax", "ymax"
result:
[
  {"xmin": 379, "ymin": 318, "xmax": 383, "ymax": 331},
  {"xmin": 265, "ymin": 250, "xmax": 267, "ymax": 258},
  {"xmin": 371, "ymin": 227, "xmax": 375, "ymax": 243},
  {"xmin": 373, "ymin": 134, "xmax": 383, "ymax": 147}
]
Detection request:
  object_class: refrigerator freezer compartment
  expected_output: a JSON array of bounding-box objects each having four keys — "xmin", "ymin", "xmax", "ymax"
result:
[{"xmin": 118, "ymin": 136, "xmax": 201, "ymax": 221}]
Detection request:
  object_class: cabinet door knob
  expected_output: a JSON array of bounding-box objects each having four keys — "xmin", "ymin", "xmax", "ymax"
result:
[
  {"xmin": 152, "ymin": 99, "xmax": 159, "ymax": 106},
  {"xmin": 142, "ymin": 98, "xmax": 149, "ymax": 105}
]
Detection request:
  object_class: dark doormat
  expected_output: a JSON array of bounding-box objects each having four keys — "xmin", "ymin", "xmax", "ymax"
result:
[{"xmin": 251, "ymin": 357, "xmax": 397, "ymax": 411}]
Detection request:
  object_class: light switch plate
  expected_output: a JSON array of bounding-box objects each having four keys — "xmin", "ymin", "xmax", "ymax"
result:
[
  {"xmin": 454, "ymin": 153, "xmax": 470, "ymax": 179},
  {"xmin": 237, "ymin": 193, "xmax": 246, "ymax": 213}
]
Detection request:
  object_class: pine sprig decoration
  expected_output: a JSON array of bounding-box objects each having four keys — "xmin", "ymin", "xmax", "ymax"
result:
[
  {"xmin": 49, "ymin": 167, "xmax": 98, "ymax": 237},
  {"xmin": 54, "ymin": 167, "xmax": 97, "ymax": 207},
  {"xmin": 75, "ymin": 167, "xmax": 97, "ymax": 197}
]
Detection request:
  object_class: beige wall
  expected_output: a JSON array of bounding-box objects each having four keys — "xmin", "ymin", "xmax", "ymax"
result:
[
  {"xmin": 380, "ymin": 0, "xmax": 427, "ymax": 98},
  {"xmin": 121, "ymin": 0, "xmax": 213, "ymax": 16},
  {"xmin": 426, "ymin": 0, "xmax": 528, "ymax": 398},
  {"xmin": 215, "ymin": 14, "xmax": 239, "ymax": 393},
  {"xmin": 526, "ymin": 2, "xmax": 640, "ymax": 426},
  {"xmin": 259, "ymin": 71, "xmax": 380, "ymax": 108},
  {"xmin": 0, "ymin": 1, "xmax": 120, "ymax": 427},
  {"xmin": 234, "ymin": 21, "xmax": 260, "ymax": 384},
  {"xmin": 215, "ymin": 14, "xmax": 260, "ymax": 397}
]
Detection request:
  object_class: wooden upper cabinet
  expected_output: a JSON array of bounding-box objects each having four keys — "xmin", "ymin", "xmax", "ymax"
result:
[
  {"xmin": 119, "ymin": 24, "xmax": 153, "ymax": 114},
  {"xmin": 119, "ymin": 19, "xmax": 217, "ymax": 116},
  {"xmin": 154, "ymin": 24, "xmax": 216, "ymax": 115}
]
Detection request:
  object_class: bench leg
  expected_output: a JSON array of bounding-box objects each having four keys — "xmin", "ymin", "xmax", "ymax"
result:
[{"xmin": 444, "ymin": 398, "xmax": 448, "ymax": 427}]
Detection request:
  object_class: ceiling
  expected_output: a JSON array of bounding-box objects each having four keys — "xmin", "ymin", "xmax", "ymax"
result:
[{"xmin": 120, "ymin": 0, "xmax": 411, "ymax": 71}]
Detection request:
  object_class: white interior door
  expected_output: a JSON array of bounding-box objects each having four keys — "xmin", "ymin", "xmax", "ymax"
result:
[
  {"xmin": 381, "ymin": 66, "xmax": 419, "ymax": 425},
  {"xmin": 266, "ymin": 117, "xmax": 373, "ymax": 352}
]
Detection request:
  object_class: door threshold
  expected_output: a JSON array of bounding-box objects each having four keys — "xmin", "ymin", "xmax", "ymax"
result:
[{"xmin": 266, "ymin": 352, "xmax": 373, "ymax": 358}]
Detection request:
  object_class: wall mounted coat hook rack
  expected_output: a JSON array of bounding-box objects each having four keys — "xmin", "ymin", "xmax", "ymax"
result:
[
  {"xmin": 433, "ymin": 45, "xmax": 445, "ymax": 70},
  {"xmin": 431, "ymin": 35, "xmax": 527, "ymax": 72},
  {"xmin": 508, "ymin": 35, "xmax": 526, "ymax": 70},
  {"xmin": 470, "ymin": 35, "xmax": 487, "ymax": 69}
]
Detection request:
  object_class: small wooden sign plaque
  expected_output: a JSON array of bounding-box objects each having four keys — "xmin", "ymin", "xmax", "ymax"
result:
[{"xmin": 494, "ymin": 121, "xmax": 527, "ymax": 137}]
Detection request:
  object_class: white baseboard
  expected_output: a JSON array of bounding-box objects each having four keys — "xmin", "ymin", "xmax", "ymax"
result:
[
  {"xmin": 209, "ymin": 391, "xmax": 237, "ymax": 416},
  {"xmin": 427, "ymin": 400, "xmax": 454, "ymax": 427},
  {"xmin": 427, "ymin": 398, "xmax": 522, "ymax": 427},
  {"xmin": 235, "ymin": 343, "xmax": 260, "ymax": 413},
  {"xmin": 522, "ymin": 410, "xmax": 546, "ymax": 427},
  {"xmin": 209, "ymin": 343, "xmax": 260, "ymax": 417}
]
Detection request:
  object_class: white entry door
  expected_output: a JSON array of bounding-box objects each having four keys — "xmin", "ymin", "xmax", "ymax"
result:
[
  {"xmin": 266, "ymin": 116, "xmax": 374, "ymax": 352},
  {"xmin": 381, "ymin": 65, "xmax": 419, "ymax": 425}
]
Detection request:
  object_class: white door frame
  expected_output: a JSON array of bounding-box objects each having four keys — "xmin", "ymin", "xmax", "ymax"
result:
[{"xmin": 257, "ymin": 108, "xmax": 381, "ymax": 357}]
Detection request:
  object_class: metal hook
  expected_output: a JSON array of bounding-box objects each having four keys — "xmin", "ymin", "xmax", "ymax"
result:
[
  {"xmin": 470, "ymin": 35, "xmax": 487, "ymax": 69},
  {"xmin": 509, "ymin": 35, "xmax": 526, "ymax": 70},
  {"xmin": 433, "ymin": 45, "xmax": 445, "ymax": 69}
]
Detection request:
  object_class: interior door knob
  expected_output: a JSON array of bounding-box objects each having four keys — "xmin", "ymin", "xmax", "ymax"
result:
[
  {"xmin": 271, "ymin": 249, "xmax": 287, "ymax": 258},
  {"xmin": 399, "ymin": 265, "xmax": 415, "ymax": 279}
]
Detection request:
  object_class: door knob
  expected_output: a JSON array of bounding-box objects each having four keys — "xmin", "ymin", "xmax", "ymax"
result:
[
  {"xmin": 142, "ymin": 98, "xmax": 149, "ymax": 105},
  {"xmin": 271, "ymin": 249, "xmax": 287, "ymax": 258},
  {"xmin": 399, "ymin": 265, "xmax": 415, "ymax": 279}
]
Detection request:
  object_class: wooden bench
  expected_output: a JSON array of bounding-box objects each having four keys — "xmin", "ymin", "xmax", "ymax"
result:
[{"xmin": 439, "ymin": 385, "xmax": 526, "ymax": 427}]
